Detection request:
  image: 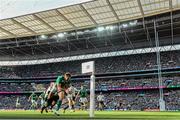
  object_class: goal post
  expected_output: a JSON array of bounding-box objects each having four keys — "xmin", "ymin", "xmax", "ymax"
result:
[{"xmin": 82, "ymin": 61, "xmax": 95, "ymax": 117}]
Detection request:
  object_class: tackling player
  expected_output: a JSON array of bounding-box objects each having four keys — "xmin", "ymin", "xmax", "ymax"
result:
[{"xmin": 52, "ymin": 72, "xmax": 71, "ymax": 116}]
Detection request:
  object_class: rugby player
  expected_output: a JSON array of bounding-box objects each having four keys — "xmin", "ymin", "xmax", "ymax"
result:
[
  {"xmin": 97, "ymin": 92, "xmax": 105, "ymax": 111},
  {"xmin": 63, "ymin": 85, "xmax": 78, "ymax": 113},
  {"xmin": 29, "ymin": 92, "xmax": 38, "ymax": 110},
  {"xmin": 77, "ymin": 85, "xmax": 88, "ymax": 110}
]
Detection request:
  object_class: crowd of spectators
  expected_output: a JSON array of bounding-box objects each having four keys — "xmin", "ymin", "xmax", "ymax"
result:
[
  {"xmin": 0, "ymin": 76, "xmax": 179, "ymax": 92},
  {"xmin": 97, "ymin": 90, "xmax": 180, "ymax": 111},
  {"xmin": 0, "ymin": 95, "xmax": 29, "ymax": 110},
  {"xmin": 72, "ymin": 77, "xmax": 180, "ymax": 90},
  {"xmin": 0, "ymin": 83, "xmax": 33, "ymax": 92},
  {"xmin": 0, "ymin": 51, "xmax": 179, "ymax": 111},
  {"xmin": 0, "ymin": 76, "xmax": 179, "ymax": 111},
  {"xmin": 0, "ymin": 90, "xmax": 179, "ymax": 111},
  {"xmin": 95, "ymin": 77, "xmax": 180, "ymax": 89},
  {"xmin": 0, "ymin": 51, "xmax": 179, "ymax": 78}
]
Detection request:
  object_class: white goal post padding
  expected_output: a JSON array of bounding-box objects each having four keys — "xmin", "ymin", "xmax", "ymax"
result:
[{"xmin": 82, "ymin": 61, "xmax": 95, "ymax": 117}]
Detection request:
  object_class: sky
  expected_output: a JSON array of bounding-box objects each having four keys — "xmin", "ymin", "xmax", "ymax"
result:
[{"xmin": 0, "ymin": 0, "xmax": 92, "ymax": 20}]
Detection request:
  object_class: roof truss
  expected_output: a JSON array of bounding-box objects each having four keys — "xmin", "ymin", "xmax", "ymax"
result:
[{"xmin": 0, "ymin": 0, "xmax": 180, "ymax": 40}]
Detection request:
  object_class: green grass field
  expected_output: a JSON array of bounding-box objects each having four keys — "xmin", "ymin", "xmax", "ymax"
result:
[{"xmin": 0, "ymin": 110, "xmax": 180, "ymax": 120}]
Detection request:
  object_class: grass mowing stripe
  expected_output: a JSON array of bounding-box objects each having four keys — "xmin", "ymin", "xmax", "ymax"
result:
[{"xmin": 0, "ymin": 110, "xmax": 179, "ymax": 120}]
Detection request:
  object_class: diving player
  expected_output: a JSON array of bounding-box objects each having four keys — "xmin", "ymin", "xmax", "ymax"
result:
[
  {"xmin": 41, "ymin": 73, "xmax": 71, "ymax": 115},
  {"xmin": 49, "ymin": 72, "xmax": 71, "ymax": 116}
]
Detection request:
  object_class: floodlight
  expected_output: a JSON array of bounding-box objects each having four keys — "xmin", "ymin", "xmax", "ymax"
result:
[
  {"xmin": 106, "ymin": 26, "xmax": 114, "ymax": 30},
  {"xmin": 122, "ymin": 24, "xmax": 128, "ymax": 28},
  {"xmin": 57, "ymin": 33, "xmax": 64, "ymax": 38},
  {"xmin": 129, "ymin": 20, "xmax": 137, "ymax": 26},
  {"xmin": 40, "ymin": 35, "xmax": 47, "ymax": 39},
  {"xmin": 97, "ymin": 27, "xmax": 105, "ymax": 32}
]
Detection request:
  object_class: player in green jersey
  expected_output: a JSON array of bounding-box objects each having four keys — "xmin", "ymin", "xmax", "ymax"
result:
[
  {"xmin": 38, "ymin": 92, "xmax": 46, "ymax": 108},
  {"xmin": 29, "ymin": 92, "xmax": 38, "ymax": 110},
  {"xmin": 53, "ymin": 72, "xmax": 71, "ymax": 116},
  {"xmin": 77, "ymin": 85, "xmax": 88, "ymax": 110}
]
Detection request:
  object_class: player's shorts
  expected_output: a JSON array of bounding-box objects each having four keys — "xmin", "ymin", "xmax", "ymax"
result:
[
  {"xmin": 99, "ymin": 101, "xmax": 104, "ymax": 105},
  {"xmin": 49, "ymin": 95, "xmax": 59, "ymax": 103},
  {"xmin": 44, "ymin": 91, "xmax": 50, "ymax": 99},
  {"xmin": 41, "ymin": 99, "xmax": 45, "ymax": 105},
  {"xmin": 31, "ymin": 100, "xmax": 37, "ymax": 106},
  {"xmin": 73, "ymin": 96, "xmax": 76, "ymax": 101},
  {"xmin": 16, "ymin": 103, "xmax": 21, "ymax": 107},
  {"xmin": 79, "ymin": 97, "xmax": 88, "ymax": 103},
  {"xmin": 31, "ymin": 100, "xmax": 36, "ymax": 103},
  {"xmin": 67, "ymin": 94, "xmax": 73, "ymax": 100}
]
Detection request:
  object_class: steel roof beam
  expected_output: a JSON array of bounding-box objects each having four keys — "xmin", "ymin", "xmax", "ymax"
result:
[
  {"xmin": 80, "ymin": 4, "xmax": 97, "ymax": 25},
  {"xmin": 55, "ymin": 9, "xmax": 76, "ymax": 28},
  {"xmin": 11, "ymin": 19, "xmax": 36, "ymax": 34},
  {"xmin": 169, "ymin": 0, "xmax": 174, "ymax": 44},
  {"xmin": 106, "ymin": 0, "xmax": 120, "ymax": 21},
  {"xmin": 137, "ymin": 0, "xmax": 144, "ymax": 17},
  {"xmin": 0, "ymin": 27, "xmax": 16, "ymax": 37},
  {"xmin": 33, "ymin": 14, "xmax": 57, "ymax": 32}
]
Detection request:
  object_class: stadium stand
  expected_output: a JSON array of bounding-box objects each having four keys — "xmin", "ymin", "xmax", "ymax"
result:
[
  {"xmin": 0, "ymin": 90, "xmax": 179, "ymax": 111},
  {"xmin": 0, "ymin": 1, "xmax": 180, "ymax": 119},
  {"xmin": 0, "ymin": 75, "xmax": 179, "ymax": 110},
  {"xmin": 0, "ymin": 77, "xmax": 180, "ymax": 92},
  {"xmin": 0, "ymin": 51, "xmax": 180, "ymax": 111},
  {"xmin": 0, "ymin": 51, "xmax": 179, "ymax": 78}
]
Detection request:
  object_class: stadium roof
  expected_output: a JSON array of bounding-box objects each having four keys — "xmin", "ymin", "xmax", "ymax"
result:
[{"xmin": 0, "ymin": 0, "xmax": 180, "ymax": 40}]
